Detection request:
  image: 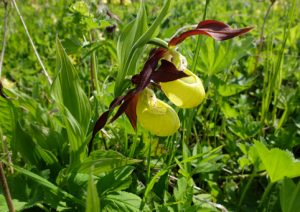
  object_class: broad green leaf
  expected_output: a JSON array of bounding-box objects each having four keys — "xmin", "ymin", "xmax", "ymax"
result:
[
  {"xmin": 97, "ymin": 166, "xmax": 134, "ymax": 195},
  {"xmin": 86, "ymin": 173, "xmax": 100, "ymax": 212},
  {"xmin": 52, "ymin": 38, "xmax": 91, "ymax": 163},
  {"xmin": 115, "ymin": 2, "xmax": 148, "ymax": 96},
  {"xmin": 102, "ymin": 191, "xmax": 142, "ymax": 212},
  {"xmin": 0, "ymin": 98, "xmax": 15, "ymax": 140},
  {"xmin": 280, "ymin": 178, "xmax": 300, "ymax": 212},
  {"xmin": 144, "ymin": 169, "xmax": 168, "ymax": 200},
  {"xmin": 254, "ymin": 141, "xmax": 300, "ymax": 182},
  {"xmin": 52, "ymin": 38, "xmax": 91, "ymax": 134},
  {"xmin": 70, "ymin": 150, "xmax": 140, "ymax": 175},
  {"xmin": 12, "ymin": 165, "xmax": 84, "ymax": 206}
]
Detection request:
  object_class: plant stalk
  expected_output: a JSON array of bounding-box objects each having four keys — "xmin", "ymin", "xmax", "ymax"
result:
[
  {"xmin": 0, "ymin": 162, "xmax": 15, "ymax": 212},
  {"xmin": 0, "ymin": 0, "xmax": 9, "ymax": 78},
  {"xmin": 253, "ymin": 1, "xmax": 275, "ymax": 72},
  {"xmin": 11, "ymin": 0, "xmax": 52, "ymax": 84}
]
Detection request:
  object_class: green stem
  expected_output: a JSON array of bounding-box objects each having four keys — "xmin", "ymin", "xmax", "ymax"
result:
[
  {"xmin": 238, "ymin": 168, "xmax": 256, "ymax": 210},
  {"xmin": 191, "ymin": 0, "xmax": 210, "ymax": 72},
  {"xmin": 253, "ymin": 1, "xmax": 275, "ymax": 73},
  {"xmin": 0, "ymin": 162, "xmax": 15, "ymax": 212},
  {"xmin": 11, "ymin": 0, "xmax": 52, "ymax": 84},
  {"xmin": 258, "ymin": 182, "xmax": 274, "ymax": 210}
]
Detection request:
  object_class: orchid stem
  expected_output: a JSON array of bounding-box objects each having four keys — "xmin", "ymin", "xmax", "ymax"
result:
[{"xmin": 191, "ymin": 0, "xmax": 210, "ymax": 72}]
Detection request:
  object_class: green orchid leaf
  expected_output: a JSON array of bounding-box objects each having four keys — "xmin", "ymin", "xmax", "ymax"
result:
[
  {"xmin": 52, "ymin": 38, "xmax": 91, "ymax": 163},
  {"xmin": 85, "ymin": 172, "xmax": 100, "ymax": 212}
]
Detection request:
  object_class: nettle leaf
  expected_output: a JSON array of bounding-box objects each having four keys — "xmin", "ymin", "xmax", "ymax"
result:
[
  {"xmin": 254, "ymin": 141, "xmax": 300, "ymax": 182},
  {"xmin": 102, "ymin": 191, "xmax": 142, "ymax": 212},
  {"xmin": 280, "ymin": 178, "xmax": 300, "ymax": 212},
  {"xmin": 85, "ymin": 173, "xmax": 100, "ymax": 212}
]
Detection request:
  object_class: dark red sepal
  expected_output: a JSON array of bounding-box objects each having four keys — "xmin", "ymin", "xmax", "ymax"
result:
[
  {"xmin": 151, "ymin": 60, "xmax": 188, "ymax": 83},
  {"xmin": 125, "ymin": 93, "xmax": 139, "ymax": 130},
  {"xmin": 169, "ymin": 20, "xmax": 253, "ymax": 46}
]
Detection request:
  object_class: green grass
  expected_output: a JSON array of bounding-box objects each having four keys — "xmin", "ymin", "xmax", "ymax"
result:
[{"xmin": 0, "ymin": 0, "xmax": 300, "ymax": 211}]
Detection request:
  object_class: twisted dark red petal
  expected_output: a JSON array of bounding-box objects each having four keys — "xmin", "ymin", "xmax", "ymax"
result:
[{"xmin": 169, "ymin": 20, "xmax": 253, "ymax": 46}]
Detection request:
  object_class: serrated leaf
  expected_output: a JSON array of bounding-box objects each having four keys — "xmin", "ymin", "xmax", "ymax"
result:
[
  {"xmin": 102, "ymin": 191, "xmax": 142, "ymax": 212},
  {"xmin": 254, "ymin": 141, "xmax": 300, "ymax": 182}
]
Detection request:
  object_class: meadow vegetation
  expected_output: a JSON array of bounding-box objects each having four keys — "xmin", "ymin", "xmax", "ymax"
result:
[{"xmin": 0, "ymin": 0, "xmax": 300, "ymax": 211}]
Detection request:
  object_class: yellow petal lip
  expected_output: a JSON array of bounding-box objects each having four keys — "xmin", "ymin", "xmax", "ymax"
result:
[
  {"xmin": 160, "ymin": 69, "xmax": 205, "ymax": 108},
  {"xmin": 136, "ymin": 88, "xmax": 180, "ymax": 137}
]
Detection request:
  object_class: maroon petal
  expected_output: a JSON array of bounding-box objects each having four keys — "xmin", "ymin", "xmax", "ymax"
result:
[
  {"xmin": 88, "ymin": 110, "xmax": 110, "ymax": 154},
  {"xmin": 135, "ymin": 48, "xmax": 168, "ymax": 92},
  {"xmin": 151, "ymin": 60, "xmax": 189, "ymax": 83},
  {"xmin": 169, "ymin": 20, "xmax": 253, "ymax": 46},
  {"xmin": 88, "ymin": 89, "xmax": 136, "ymax": 154},
  {"xmin": 124, "ymin": 93, "xmax": 139, "ymax": 130}
]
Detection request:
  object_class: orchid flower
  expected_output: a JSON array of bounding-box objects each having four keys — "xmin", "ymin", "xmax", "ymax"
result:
[{"xmin": 88, "ymin": 20, "xmax": 252, "ymax": 153}]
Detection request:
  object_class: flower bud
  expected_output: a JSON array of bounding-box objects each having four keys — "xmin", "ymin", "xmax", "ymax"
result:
[
  {"xmin": 160, "ymin": 69, "xmax": 205, "ymax": 108},
  {"xmin": 136, "ymin": 88, "xmax": 180, "ymax": 136}
]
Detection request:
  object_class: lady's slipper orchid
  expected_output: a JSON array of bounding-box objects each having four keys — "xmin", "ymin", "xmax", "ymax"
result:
[
  {"xmin": 88, "ymin": 20, "xmax": 252, "ymax": 154},
  {"xmin": 136, "ymin": 88, "xmax": 180, "ymax": 136},
  {"xmin": 160, "ymin": 69, "xmax": 205, "ymax": 108}
]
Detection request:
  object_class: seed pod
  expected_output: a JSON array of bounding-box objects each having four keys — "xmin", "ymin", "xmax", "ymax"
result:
[
  {"xmin": 136, "ymin": 88, "xmax": 180, "ymax": 136},
  {"xmin": 160, "ymin": 69, "xmax": 205, "ymax": 108}
]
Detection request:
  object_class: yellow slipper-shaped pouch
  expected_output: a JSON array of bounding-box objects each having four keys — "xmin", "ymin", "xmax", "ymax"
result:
[
  {"xmin": 160, "ymin": 69, "xmax": 205, "ymax": 108},
  {"xmin": 136, "ymin": 88, "xmax": 180, "ymax": 136}
]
